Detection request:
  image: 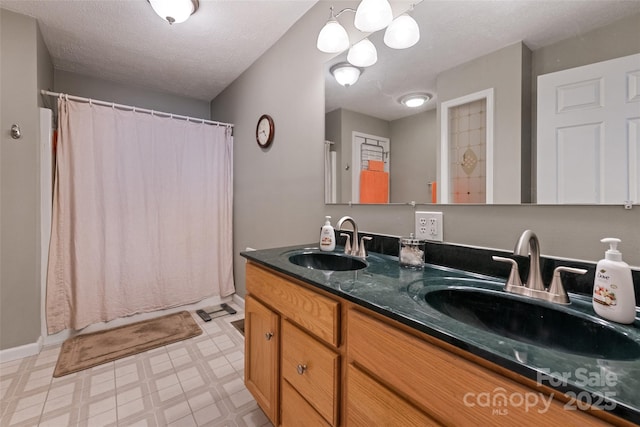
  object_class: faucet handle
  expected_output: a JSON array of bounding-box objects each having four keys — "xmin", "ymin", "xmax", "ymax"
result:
[
  {"xmin": 358, "ymin": 236, "xmax": 372, "ymax": 258},
  {"xmin": 548, "ymin": 266, "xmax": 587, "ymax": 304},
  {"xmin": 493, "ymin": 256, "xmax": 523, "ymax": 289},
  {"xmin": 340, "ymin": 233, "xmax": 352, "ymax": 255}
]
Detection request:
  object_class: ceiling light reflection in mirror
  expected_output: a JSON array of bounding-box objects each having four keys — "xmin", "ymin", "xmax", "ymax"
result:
[
  {"xmin": 400, "ymin": 93, "xmax": 431, "ymax": 108},
  {"xmin": 331, "ymin": 63, "xmax": 362, "ymax": 87}
]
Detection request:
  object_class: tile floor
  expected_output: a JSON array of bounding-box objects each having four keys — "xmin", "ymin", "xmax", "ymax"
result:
[{"xmin": 0, "ymin": 303, "xmax": 272, "ymax": 427}]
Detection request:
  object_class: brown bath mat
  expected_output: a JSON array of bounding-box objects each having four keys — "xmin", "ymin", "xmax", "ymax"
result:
[{"xmin": 53, "ymin": 311, "xmax": 202, "ymax": 377}]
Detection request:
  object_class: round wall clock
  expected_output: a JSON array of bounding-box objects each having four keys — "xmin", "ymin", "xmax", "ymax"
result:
[{"xmin": 256, "ymin": 114, "xmax": 275, "ymax": 148}]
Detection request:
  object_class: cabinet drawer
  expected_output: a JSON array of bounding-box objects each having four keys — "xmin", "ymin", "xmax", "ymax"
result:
[
  {"xmin": 281, "ymin": 379, "xmax": 331, "ymax": 427},
  {"xmin": 345, "ymin": 364, "xmax": 439, "ymax": 427},
  {"xmin": 347, "ymin": 309, "xmax": 608, "ymax": 426},
  {"xmin": 246, "ymin": 263, "xmax": 340, "ymax": 346},
  {"xmin": 282, "ymin": 320, "xmax": 339, "ymax": 426}
]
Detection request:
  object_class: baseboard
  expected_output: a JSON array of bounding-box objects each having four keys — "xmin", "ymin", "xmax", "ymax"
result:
[
  {"xmin": 231, "ymin": 294, "xmax": 245, "ymax": 308},
  {"xmin": 0, "ymin": 336, "xmax": 43, "ymax": 363}
]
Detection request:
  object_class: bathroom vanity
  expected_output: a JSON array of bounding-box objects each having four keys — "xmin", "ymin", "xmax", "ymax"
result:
[{"xmin": 241, "ymin": 244, "xmax": 640, "ymax": 426}]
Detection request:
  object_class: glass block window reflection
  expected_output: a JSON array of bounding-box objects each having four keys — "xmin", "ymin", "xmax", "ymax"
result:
[{"xmin": 449, "ymin": 99, "xmax": 486, "ymax": 203}]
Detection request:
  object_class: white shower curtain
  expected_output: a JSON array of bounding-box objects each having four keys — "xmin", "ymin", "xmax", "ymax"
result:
[
  {"xmin": 46, "ymin": 98, "xmax": 234, "ymax": 334},
  {"xmin": 324, "ymin": 141, "xmax": 336, "ymax": 204}
]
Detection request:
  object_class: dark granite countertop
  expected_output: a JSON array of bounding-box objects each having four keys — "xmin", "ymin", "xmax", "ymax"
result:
[{"xmin": 240, "ymin": 244, "xmax": 640, "ymax": 424}]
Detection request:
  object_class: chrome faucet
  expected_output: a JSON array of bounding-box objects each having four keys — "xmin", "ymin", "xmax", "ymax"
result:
[
  {"xmin": 336, "ymin": 216, "xmax": 371, "ymax": 258},
  {"xmin": 493, "ymin": 230, "xmax": 587, "ymax": 305},
  {"xmin": 514, "ymin": 229, "xmax": 545, "ymax": 291}
]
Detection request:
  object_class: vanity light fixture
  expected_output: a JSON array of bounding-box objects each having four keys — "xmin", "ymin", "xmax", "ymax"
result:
[
  {"xmin": 399, "ymin": 93, "xmax": 431, "ymax": 108},
  {"xmin": 347, "ymin": 38, "xmax": 378, "ymax": 67},
  {"xmin": 149, "ymin": 0, "xmax": 199, "ymax": 24},
  {"xmin": 317, "ymin": 3, "xmax": 420, "ymax": 74},
  {"xmin": 384, "ymin": 13, "xmax": 420, "ymax": 49},
  {"xmin": 331, "ymin": 63, "xmax": 362, "ymax": 87}
]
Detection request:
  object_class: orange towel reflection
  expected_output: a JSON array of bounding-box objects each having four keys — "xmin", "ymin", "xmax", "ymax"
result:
[
  {"xmin": 360, "ymin": 170, "xmax": 388, "ymax": 203},
  {"xmin": 368, "ymin": 160, "xmax": 384, "ymax": 171},
  {"xmin": 431, "ymin": 181, "xmax": 437, "ymax": 204}
]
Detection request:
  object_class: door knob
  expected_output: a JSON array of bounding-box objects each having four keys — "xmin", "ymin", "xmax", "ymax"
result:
[
  {"xmin": 296, "ymin": 364, "xmax": 307, "ymax": 375},
  {"xmin": 10, "ymin": 124, "xmax": 21, "ymax": 139},
  {"xmin": 265, "ymin": 332, "xmax": 273, "ymax": 340}
]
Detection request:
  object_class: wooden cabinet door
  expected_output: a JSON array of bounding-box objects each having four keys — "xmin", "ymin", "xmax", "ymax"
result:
[
  {"xmin": 345, "ymin": 364, "xmax": 440, "ymax": 427},
  {"xmin": 245, "ymin": 295, "xmax": 279, "ymax": 426}
]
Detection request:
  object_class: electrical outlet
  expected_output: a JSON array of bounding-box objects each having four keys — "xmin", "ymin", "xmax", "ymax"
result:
[{"xmin": 415, "ymin": 211, "xmax": 443, "ymax": 242}]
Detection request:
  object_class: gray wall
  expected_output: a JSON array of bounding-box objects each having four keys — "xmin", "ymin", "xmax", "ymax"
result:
[
  {"xmin": 210, "ymin": 3, "xmax": 329, "ymax": 296},
  {"xmin": 54, "ymin": 70, "xmax": 210, "ymax": 119},
  {"xmin": 212, "ymin": 4, "xmax": 640, "ymax": 301},
  {"xmin": 37, "ymin": 23, "xmax": 53, "ymax": 108},
  {"xmin": 324, "ymin": 204, "xmax": 640, "ymax": 267},
  {"xmin": 532, "ymin": 13, "xmax": 640, "ymax": 78},
  {"xmin": 0, "ymin": 9, "xmax": 52, "ymax": 350},
  {"xmin": 389, "ymin": 110, "xmax": 436, "ymax": 204},
  {"xmin": 436, "ymin": 42, "xmax": 531, "ymax": 204}
]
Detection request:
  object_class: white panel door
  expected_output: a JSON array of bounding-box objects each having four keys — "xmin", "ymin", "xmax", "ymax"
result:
[{"xmin": 537, "ymin": 53, "xmax": 640, "ymax": 204}]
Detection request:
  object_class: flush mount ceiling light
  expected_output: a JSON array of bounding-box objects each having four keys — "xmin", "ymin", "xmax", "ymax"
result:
[
  {"xmin": 399, "ymin": 93, "xmax": 432, "ymax": 108},
  {"xmin": 347, "ymin": 38, "xmax": 377, "ymax": 67},
  {"xmin": 384, "ymin": 13, "xmax": 420, "ymax": 49},
  {"xmin": 149, "ymin": 0, "xmax": 199, "ymax": 24},
  {"xmin": 354, "ymin": 0, "xmax": 393, "ymax": 32},
  {"xmin": 331, "ymin": 63, "xmax": 362, "ymax": 87}
]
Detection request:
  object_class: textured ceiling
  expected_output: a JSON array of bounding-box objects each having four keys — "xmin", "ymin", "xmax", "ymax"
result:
[
  {"xmin": 3, "ymin": 0, "xmax": 639, "ymax": 113},
  {"xmin": 325, "ymin": 0, "xmax": 640, "ymax": 121},
  {"xmin": 0, "ymin": 0, "xmax": 317, "ymax": 101}
]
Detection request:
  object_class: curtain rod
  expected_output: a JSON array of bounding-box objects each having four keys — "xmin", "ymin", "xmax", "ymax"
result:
[{"xmin": 40, "ymin": 90, "xmax": 234, "ymax": 128}]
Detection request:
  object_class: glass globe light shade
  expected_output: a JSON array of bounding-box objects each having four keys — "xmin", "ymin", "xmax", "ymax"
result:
[
  {"xmin": 149, "ymin": 0, "xmax": 196, "ymax": 24},
  {"xmin": 384, "ymin": 14, "xmax": 420, "ymax": 49},
  {"xmin": 317, "ymin": 19, "xmax": 350, "ymax": 53},
  {"xmin": 347, "ymin": 39, "xmax": 378, "ymax": 67},
  {"xmin": 354, "ymin": 0, "xmax": 393, "ymax": 32},
  {"xmin": 331, "ymin": 64, "xmax": 361, "ymax": 87}
]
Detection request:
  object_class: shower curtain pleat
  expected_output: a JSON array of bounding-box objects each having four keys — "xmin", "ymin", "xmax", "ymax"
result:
[{"xmin": 46, "ymin": 98, "xmax": 234, "ymax": 334}]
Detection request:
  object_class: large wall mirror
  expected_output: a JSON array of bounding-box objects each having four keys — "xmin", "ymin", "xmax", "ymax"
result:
[{"xmin": 324, "ymin": 1, "xmax": 640, "ymax": 205}]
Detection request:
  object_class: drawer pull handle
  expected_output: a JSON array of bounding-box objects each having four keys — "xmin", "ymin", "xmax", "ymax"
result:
[
  {"xmin": 265, "ymin": 332, "xmax": 274, "ymax": 341},
  {"xmin": 296, "ymin": 364, "xmax": 307, "ymax": 375}
]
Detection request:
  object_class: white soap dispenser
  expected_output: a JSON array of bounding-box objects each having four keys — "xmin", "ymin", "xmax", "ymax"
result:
[
  {"xmin": 592, "ymin": 238, "xmax": 636, "ymax": 324},
  {"xmin": 319, "ymin": 216, "xmax": 336, "ymax": 252}
]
